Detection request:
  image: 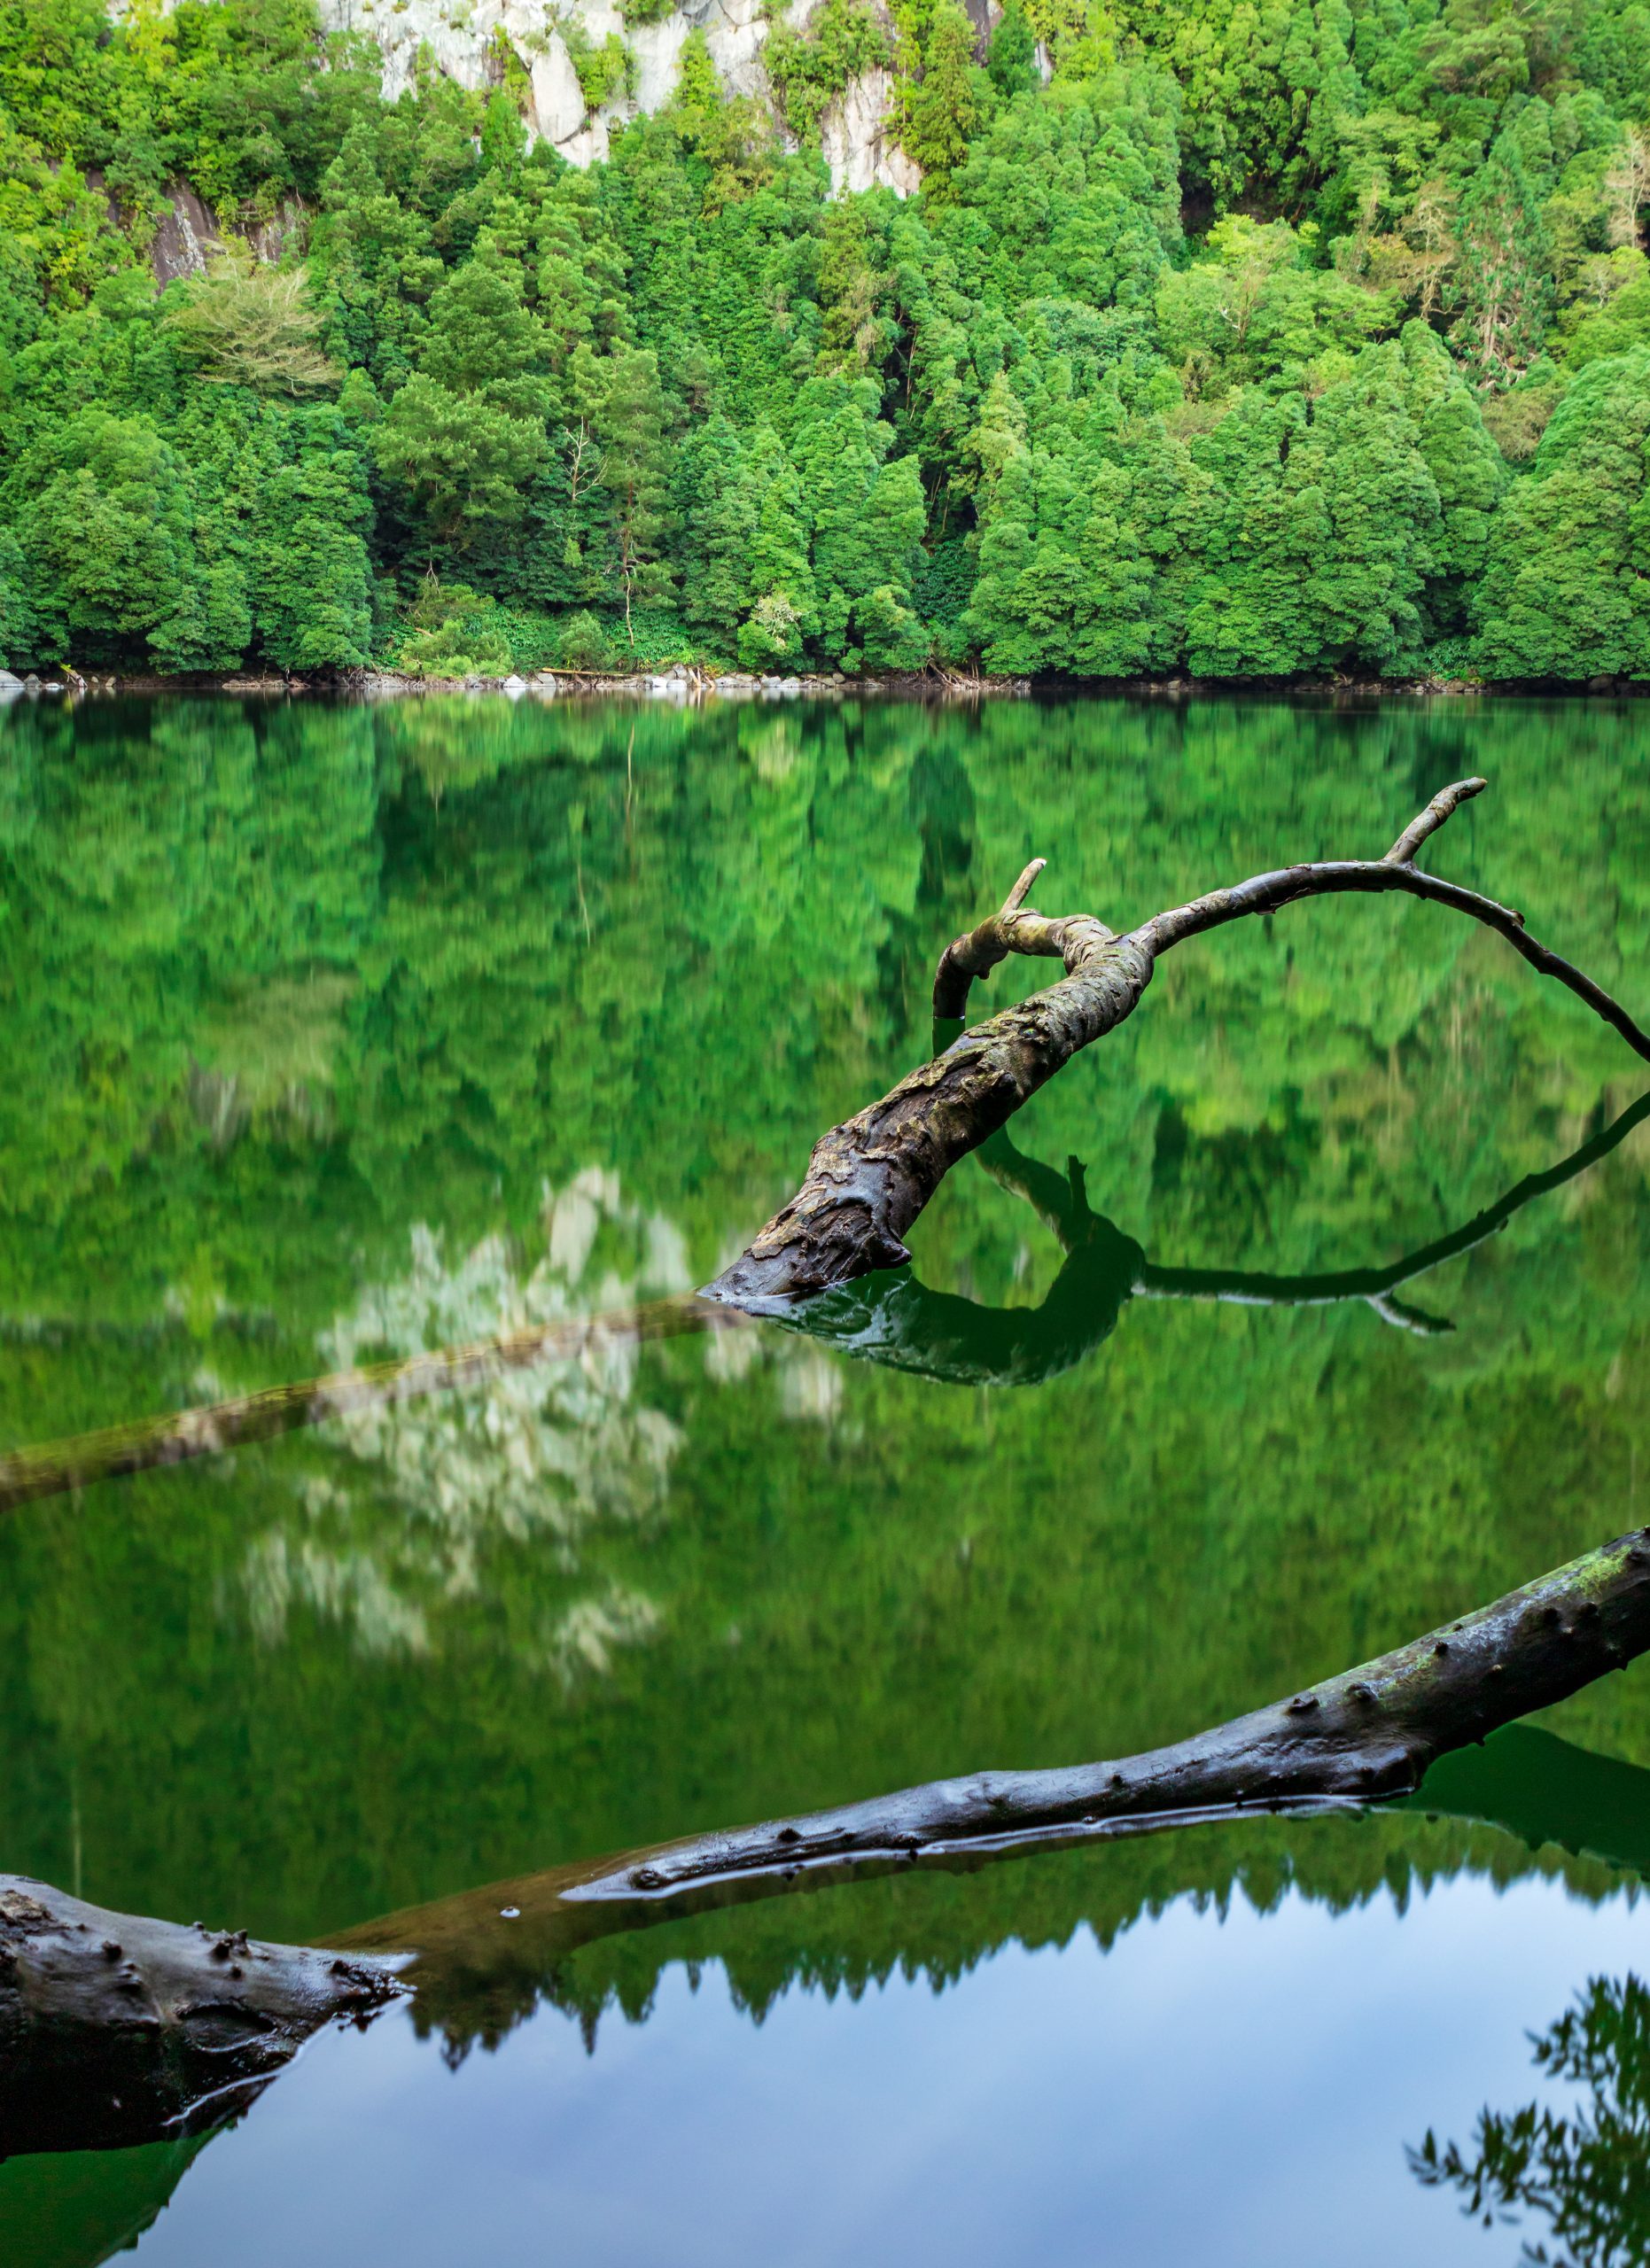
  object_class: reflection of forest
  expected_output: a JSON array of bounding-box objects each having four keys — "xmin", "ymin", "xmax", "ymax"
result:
[
  {"xmin": 1414, "ymin": 1960, "xmax": 1650, "ymax": 2267},
  {"xmin": 3, "ymin": 693, "xmax": 1650, "ymax": 1995}
]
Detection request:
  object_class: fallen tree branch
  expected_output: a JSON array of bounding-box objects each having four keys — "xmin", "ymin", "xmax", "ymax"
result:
[
  {"xmin": 794, "ymin": 1090, "xmax": 1650, "ymax": 1380},
  {"xmin": 559, "ymin": 1523, "xmax": 1650, "ymax": 1901},
  {"xmin": 5, "ymin": 1086, "xmax": 1644, "ymax": 1497},
  {"xmin": 0, "ymin": 1877, "xmax": 404, "ymax": 2154},
  {"xmin": 705, "ymin": 778, "xmax": 1650, "ymax": 1305},
  {"xmin": 14, "ymin": 1524, "xmax": 1650, "ymax": 2150}
]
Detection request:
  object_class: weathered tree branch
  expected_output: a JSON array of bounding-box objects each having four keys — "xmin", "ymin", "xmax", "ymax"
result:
[
  {"xmin": 559, "ymin": 1524, "xmax": 1650, "ymax": 1902},
  {"xmin": 706, "ymin": 779, "xmax": 1650, "ymax": 1306},
  {"xmin": 5, "ymin": 1085, "xmax": 1643, "ymax": 1498},
  {"xmin": 0, "ymin": 1876, "xmax": 404, "ymax": 2153},
  {"xmin": 15, "ymin": 1526, "xmax": 1650, "ymax": 2150}
]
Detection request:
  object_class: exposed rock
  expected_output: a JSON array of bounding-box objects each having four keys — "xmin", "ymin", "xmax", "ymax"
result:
[
  {"xmin": 149, "ymin": 183, "xmax": 222, "ymax": 284},
  {"xmin": 820, "ymin": 66, "xmax": 920, "ymax": 195},
  {"xmin": 315, "ymin": 0, "xmax": 932, "ymax": 188}
]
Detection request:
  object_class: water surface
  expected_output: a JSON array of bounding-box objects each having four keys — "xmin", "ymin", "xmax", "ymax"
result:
[{"xmin": 3, "ymin": 691, "xmax": 1649, "ymax": 2264}]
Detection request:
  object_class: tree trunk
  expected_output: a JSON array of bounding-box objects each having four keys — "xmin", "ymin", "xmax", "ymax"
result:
[
  {"xmin": 15, "ymin": 1521, "xmax": 1650, "ymax": 2150},
  {"xmin": 553, "ymin": 1523, "xmax": 1650, "ymax": 1902}
]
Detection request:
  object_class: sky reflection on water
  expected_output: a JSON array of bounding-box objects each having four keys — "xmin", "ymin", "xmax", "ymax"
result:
[{"xmin": 121, "ymin": 1866, "xmax": 1647, "ymax": 2268}]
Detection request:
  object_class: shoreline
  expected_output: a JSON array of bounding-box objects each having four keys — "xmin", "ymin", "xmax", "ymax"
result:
[{"xmin": 4, "ymin": 665, "xmax": 1645, "ymax": 703}]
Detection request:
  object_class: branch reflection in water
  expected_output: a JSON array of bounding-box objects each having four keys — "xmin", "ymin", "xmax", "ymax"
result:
[
  {"xmin": 1413, "ymin": 1961, "xmax": 1650, "ymax": 2266},
  {"xmin": 4, "ymin": 1086, "xmax": 1646, "ymax": 1504}
]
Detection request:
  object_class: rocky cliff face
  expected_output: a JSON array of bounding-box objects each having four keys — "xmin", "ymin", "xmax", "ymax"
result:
[{"xmin": 315, "ymin": 0, "xmax": 922, "ymax": 192}]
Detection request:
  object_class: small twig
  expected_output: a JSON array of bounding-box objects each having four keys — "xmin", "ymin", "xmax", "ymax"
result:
[{"xmin": 1384, "ymin": 775, "xmax": 1486, "ymax": 866}]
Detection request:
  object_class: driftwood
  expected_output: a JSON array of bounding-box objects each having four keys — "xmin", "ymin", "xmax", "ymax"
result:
[
  {"xmin": 0, "ymin": 1876, "xmax": 404, "ymax": 2154},
  {"xmin": 13, "ymin": 1522, "xmax": 1650, "ymax": 2156},
  {"xmin": 706, "ymin": 779, "xmax": 1650, "ymax": 1305},
  {"xmin": 337, "ymin": 1725, "xmax": 1650, "ymax": 2060},
  {"xmin": 549, "ymin": 1523, "xmax": 1650, "ymax": 1900}
]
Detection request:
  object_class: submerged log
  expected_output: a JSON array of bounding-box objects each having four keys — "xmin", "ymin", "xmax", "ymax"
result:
[
  {"xmin": 706, "ymin": 780, "xmax": 1650, "ymax": 1305},
  {"xmin": 559, "ymin": 1524, "xmax": 1650, "ymax": 1901},
  {"xmin": 0, "ymin": 1876, "xmax": 405, "ymax": 2154},
  {"xmin": 790, "ymin": 1085, "xmax": 1650, "ymax": 1382},
  {"xmin": 3, "ymin": 1084, "xmax": 1644, "ymax": 1497},
  {"xmin": 13, "ymin": 1522, "xmax": 1650, "ymax": 2150}
]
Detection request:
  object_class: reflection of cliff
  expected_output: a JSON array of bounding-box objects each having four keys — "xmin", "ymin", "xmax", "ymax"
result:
[{"xmin": 242, "ymin": 1169, "xmax": 689, "ymax": 1674}]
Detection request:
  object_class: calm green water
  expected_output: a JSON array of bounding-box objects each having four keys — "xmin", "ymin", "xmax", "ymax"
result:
[{"xmin": 4, "ymin": 691, "xmax": 1650, "ymax": 2264}]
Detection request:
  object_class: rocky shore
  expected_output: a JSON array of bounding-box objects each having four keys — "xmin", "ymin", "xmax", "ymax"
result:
[{"xmin": 3, "ymin": 665, "xmax": 1641, "ymax": 703}]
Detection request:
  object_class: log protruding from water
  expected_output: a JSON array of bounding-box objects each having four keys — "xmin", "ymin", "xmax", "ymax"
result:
[
  {"xmin": 705, "ymin": 779, "xmax": 1650, "ymax": 1305},
  {"xmin": 0, "ymin": 1875, "xmax": 406, "ymax": 2153},
  {"xmin": 564, "ymin": 1525, "xmax": 1650, "ymax": 1900}
]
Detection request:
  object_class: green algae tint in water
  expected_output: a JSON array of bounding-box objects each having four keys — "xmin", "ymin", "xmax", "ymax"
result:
[{"xmin": 3, "ymin": 690, "xmax": 1650, "ymax": 2267}]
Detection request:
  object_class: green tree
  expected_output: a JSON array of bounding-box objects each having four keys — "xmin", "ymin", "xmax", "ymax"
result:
[
  {"xmin": 987, "ymin": 1, "xmax": 1039, "ymax": 98},
  {"xmin": 1476, "ymin": 347, "xmax": 1650, "ymax": 680},
  {"xmin": 739, "ymin": 423, "xmax": 816, "ymax": 669},
  {"xmin": 903, "ymin": 2, "xmax": 983, "ymax": 196},
  {"xmin": 596, "ymin": 346, "xmax": 673, "ymax": 641},
  {"xmin": 790, "ymin": 377, "xmax": 926, "ymax": 666},
  {"xmin": 673, "ymin": 415, "xmax": 757, "ymax": 644},
  {"xmin": 251, "ymin": 413, "xmax": 375, "ymax": 668},
  {"xmin": 1449, "ymin": 136, "xmax": 1556, "ymax": 390}
]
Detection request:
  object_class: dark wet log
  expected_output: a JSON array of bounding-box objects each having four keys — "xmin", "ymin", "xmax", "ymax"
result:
[
  {"xmin": 0, "ymin": 1876, "xmax": 405, "ymax": 2154},
  {"xmin": 552, "ymin": 1525, "xmax": 1650, "ymax": 1901},
  {"xmin": 706, "ymin": 778, "xmax": 1650, "ymax": 1305},
  {"xmin": 337, "ymin": 1525, "xmax": 1650, "ymax": 2028},
  {"xmin": 15, "ymin": 1528, "xmax": 1650, "ymax": 2131}
]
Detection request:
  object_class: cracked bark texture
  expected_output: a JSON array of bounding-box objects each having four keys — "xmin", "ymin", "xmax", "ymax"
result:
[
  {"xmin": 705, "ymin": 779, "xmax": 1650, "ymax": 1306},
  {"xmin": 0, "ymin": 1877, "xmax": 405, "ymax": 2153}
]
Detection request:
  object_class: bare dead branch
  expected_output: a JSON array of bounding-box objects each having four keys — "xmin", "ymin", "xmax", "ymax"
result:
[
  {"xmin": 1384, "ymin": 774, "xmax": 1487, "ymax": 865},
  {"xmin": 706, "ymin": 780, "xmax": 1650, "ymax": 1305},
  {"xmin": 6, "ymin": 1084, "xmax": 1644, "ymax": 1503}
]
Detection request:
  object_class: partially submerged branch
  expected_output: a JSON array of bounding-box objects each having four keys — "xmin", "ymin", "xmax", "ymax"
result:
[
  {"xmin": 16, "ymin": 1526, "xmax": 1650, "ymax": 2148},
  {"xmin": 559, "ymin": 1523, "xmax": 1650, "ymax": 1902},
  {"xmin": 0, "ymin": 1876, "xmax": 403, "ymax": 2154},
  {"xmin": 5, "ymin": 1087, "xmax": 1644, "ymax": 1496},
  {"xmin": 707, "ymin": 779, "xmax": 1650, "ymax": 1305}
]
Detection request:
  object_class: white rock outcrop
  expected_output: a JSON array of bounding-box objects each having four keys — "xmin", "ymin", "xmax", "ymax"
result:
[{"xmin": 316, "ymin": 0, "xmax": 923, "ymax": 190}]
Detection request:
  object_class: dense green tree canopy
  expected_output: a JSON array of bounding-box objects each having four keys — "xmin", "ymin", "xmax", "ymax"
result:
[{"xmin": 4, "ymin": 0, "xmax": 1650, "ymax": 677}]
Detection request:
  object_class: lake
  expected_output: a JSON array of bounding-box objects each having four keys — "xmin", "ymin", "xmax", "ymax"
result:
[{"xmin": 3, "ymin": 689, "xmax": 1649, "ymax": 2265}]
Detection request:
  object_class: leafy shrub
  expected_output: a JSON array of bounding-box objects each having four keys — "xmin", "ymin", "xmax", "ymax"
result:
[{"xmin": 764, "ymin": 0, "xmax": 890, "ymax": 141}]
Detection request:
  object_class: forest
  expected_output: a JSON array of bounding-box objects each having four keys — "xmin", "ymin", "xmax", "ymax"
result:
[{"xmin": 9, "ymin": 0, "xmax": 1650, "ymax": 683}]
